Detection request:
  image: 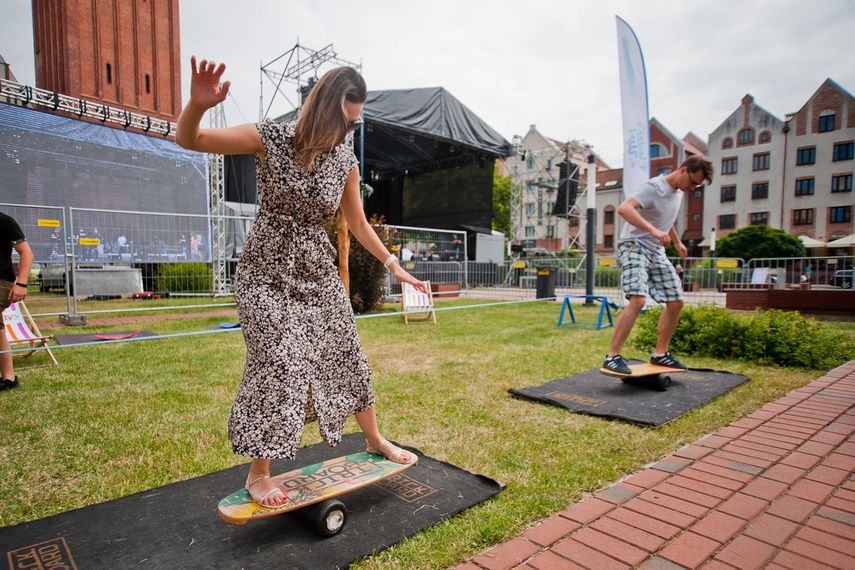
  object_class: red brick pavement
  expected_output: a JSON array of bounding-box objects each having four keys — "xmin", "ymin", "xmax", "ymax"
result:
[{"xmin": 461, "ymin": 359, "xmax": 855, "ymax": 570}]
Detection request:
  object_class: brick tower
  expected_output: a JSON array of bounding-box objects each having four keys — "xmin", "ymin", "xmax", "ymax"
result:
[{"xmin": 31, "ymin": 0, "xmax": 182, "ymax": 125}]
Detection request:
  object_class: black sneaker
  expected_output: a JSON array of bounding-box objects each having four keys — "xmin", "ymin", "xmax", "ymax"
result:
[
  {"xmin": 650, "ymin": 352, "xmax": 688, "ymax": 370},
  {"xmin": 0, "ymin": 377, "xmax": 20, "ymax": 391},
  {"xmin": 603, "ymin": 355, "xmax": 632, "ymax": 375}
]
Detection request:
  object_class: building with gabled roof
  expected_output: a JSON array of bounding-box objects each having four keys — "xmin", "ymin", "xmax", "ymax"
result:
[
  {"xmin": 785, "ymin": 78, "xmax": 855, "ymax": 246},
  {"xmin": 705, "ymin": 79, "xmax": 854, "ymax": 255},
  {"xmin": 504, "ymin": 124, "xmax": 608, "ymax": 254}
]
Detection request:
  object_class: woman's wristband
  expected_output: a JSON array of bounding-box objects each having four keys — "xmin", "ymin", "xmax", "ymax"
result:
[
  {"xmin": 15, "ymin": 282, "xmax": 27, "ymax": 288},
  {"xmin": 383, "ymin": 254, "xmax": 397, "ymax": 269}
]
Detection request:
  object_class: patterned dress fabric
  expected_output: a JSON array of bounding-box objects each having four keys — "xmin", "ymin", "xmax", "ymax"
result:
[{"xmin": 228, "ymin": 120, "xmax": 374, "ymax": 460}]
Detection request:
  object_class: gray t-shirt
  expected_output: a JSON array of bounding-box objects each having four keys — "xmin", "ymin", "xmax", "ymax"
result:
[{"xmin": 618, "ymin": 175, "xmax": 684, "ymax": 253}]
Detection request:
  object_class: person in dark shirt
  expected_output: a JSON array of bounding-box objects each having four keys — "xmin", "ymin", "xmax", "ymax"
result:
[{"xmin": 0, "ymin": 212, "xmax": 34, "ymax": 391}]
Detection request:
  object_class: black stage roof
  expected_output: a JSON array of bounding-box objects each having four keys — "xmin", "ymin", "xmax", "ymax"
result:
[
  {"xmin": 359, "ymin": 87, "xmax": 510, "ymax": 177},
  {"xmin": 273, "ymin": 86, "xmax": 510, "ymax": 178},
  {"xmin": 228, "ymin": 87, "xmax": 509, "ymax": 232}
]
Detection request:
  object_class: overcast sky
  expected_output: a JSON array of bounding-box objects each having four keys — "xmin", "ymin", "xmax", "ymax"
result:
[{"xmin": 2, "ymin": 0, "xmax": 854, "ymax": 167}]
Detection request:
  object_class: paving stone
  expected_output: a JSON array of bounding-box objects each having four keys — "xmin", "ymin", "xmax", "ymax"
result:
[{"xmin": 659, "ymin": 531, "xmax": 720, "ymax": 570}]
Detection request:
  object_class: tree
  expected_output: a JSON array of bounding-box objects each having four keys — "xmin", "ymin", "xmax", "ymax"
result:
[
  {"xmin": 492, "ymin": 163, "xmax": 513, "ymax": 239},
  {"xmin": 715, "ymin": 225, "xmax": 805, "ymax": 261}
]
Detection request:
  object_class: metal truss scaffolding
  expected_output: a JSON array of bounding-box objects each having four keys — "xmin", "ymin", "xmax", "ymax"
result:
[
  {"xmin": 259, "ymin": 42, "xmax": 361, "ymax": 121},
  {"xmin": 208, "ymin": 103, "xmax": 229, "ymax": 296},
  {"xmin": 0, "ymin": 77, "xmax": 174, "ymax": 136}
]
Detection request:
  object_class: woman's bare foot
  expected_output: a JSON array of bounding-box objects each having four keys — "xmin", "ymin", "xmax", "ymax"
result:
[
  {"xmin": 245, "ymin": 472, "xmax": 287, "ymax": 507},
  {"xmin": 366, "ymin": 438, "xmax": 414, "ymax": 464}
]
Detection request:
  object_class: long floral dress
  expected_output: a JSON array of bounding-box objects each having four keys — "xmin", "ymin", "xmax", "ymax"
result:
[{"xmin": 227, "ymin": 120, "xmax": 374, "ymax": 460}]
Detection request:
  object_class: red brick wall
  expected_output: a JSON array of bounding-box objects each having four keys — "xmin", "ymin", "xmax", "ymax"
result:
[
  {"xmin": 32, "ymin": 0, "xmax": 181, "ymax": 127},
  {"xmin": 32, "ymin": 0, "xmax": 67, "ymax": 94},
  {"xmin": 650, "ymin": 122, "xmax": 679, "ymax": 175},
  {"xmin": 726, "ymin": 289, "xmax": 855, "ymax": 316},
  {"xmin": 724, "ymin": 290, "xmax": 769, "ymax": 311},
  {"xmin": 794, "ymin": 80, "xmax": 855, "ymax": 136},
  {"xmin": 811, "ymin": 85, "xmax": 844, "ymax": 133}
]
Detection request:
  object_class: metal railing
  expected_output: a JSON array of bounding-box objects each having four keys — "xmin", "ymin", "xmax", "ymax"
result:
[{"xmin": 6, "ymin": 202, "xmax": 852, "ymax": 321}]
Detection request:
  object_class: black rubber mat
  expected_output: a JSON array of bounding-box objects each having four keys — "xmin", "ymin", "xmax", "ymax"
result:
[
  {"xmin": 0, "ymin": 433, "xmax": 503, "ymax": 569},
  {"xmin": 509, "ymin": 360, "xmax": 750, "ymax": 427}
]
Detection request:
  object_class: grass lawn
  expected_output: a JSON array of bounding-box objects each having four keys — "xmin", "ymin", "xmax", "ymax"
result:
[{"xmin": 0, "ymin": 299, "xmax": 848, "ymax": 569}]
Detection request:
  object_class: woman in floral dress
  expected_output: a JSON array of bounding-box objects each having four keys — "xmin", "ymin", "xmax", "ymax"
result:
[{"xmin": 176, "ymin": 57, "xmax": 428, "ymax": 508}]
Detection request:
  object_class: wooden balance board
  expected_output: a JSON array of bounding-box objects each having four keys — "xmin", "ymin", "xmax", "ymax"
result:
[
  {"xmin": 600, "ymin": 362, "xmax": 686, "ymax": 391},
  {"xmin": 218, "ymin": 451, "xmax": 417, "ymax": 536}
]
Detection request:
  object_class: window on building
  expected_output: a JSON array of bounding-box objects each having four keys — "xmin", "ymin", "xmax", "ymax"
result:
[
  {"xmin": 604, "ymin": 210, "xmax": 615, "ymax": 224},
  {"xmin": 658, "ymin": 167, "xmax": 672, "ymax": 176},
  {"xmin": 650, "ymin": 144, "xmax": 663, "ymax": 158},
  {"xmin": 106, "ymin": 63, "xmax": 112, "ymax": 84},
  {"xmin": 719, "ymin": 214, "xmax": 736, "ymax": 229},
  {"xmin": 833, "ymin": 142, "xmax": 854, "ymax": 161},
  {"xmin": 832, "ymin": 174, "xmax": 853, "ymax": 193},
  {"xmin": 722, "ymin": 157, "xmax": 738, "ymax": 174},
  {"xmin": 753, "ymin": 153, "xmax": 770, "ymax": 170},
  {"xmin": 795, "ymin": 178, "xmax": 815, "ymax": 196},
  {"xmin": 796, "ymin": 147, "xmax": 816, "ymax": 165},
  {"xmin": 692, "ymin": 213, "xmax": 701, "ymax": 221},
  {"xmin": 752, "ymin": 182, "xmax": 769, "ymax": 199},
  {"xmin": 570, "ymin": 218, "xmax": 580, "ymax": 227},
  {"xmin": 525, "ymin": 182, "xmax": 534, "ymax": 193},
  {"xmin": 546, "ymin": 201, "xmax": 556, "ymax": 214},
  {"xmin": 818, "ymin": 113, "xmax": 836, "ymax": 133},
  {"xmin": 830, "ymin": 206, "xmax": 852, "ymax": 224},
  {"xmin": 145, "ymin": 74, "xmax": 150, "ymax": 94},
  {"xmin": 722, "ymin": 137, "xmax": 733, "ymax": 149},
  {"xmin": 527, "ymin": 158, "xmax": 534, "ymax": 170},
  {"xmin": 793, "ymin": 209, "xmax": 814, "ymax": 225},
  {"xmin": 738, "ymin": 128, "xmax": 754, "ymax": 145},
  {"xmin": 525, "ymin": 226, "xmax": 535, "ymax": 237},
  {"xmin": 604, "ymin": 235, "xmax": 614, "ymax": 248},
  {"xmin": 693, "ymin": 190, "xmax": 703, "ymax": 198},
  {"xmin": 525, "ymin": 203, "xmax": 535, "ymax": 215},
  {"xmin": 546, "ymin": 225, "xmax": 555, "ymax": 237},
  {"xmin": 750, "ymin": 212, "xmax": 769, "ymax": 226},
  {"xmin": 721, "ymin": 185, "xmax": 736, "ymax": 202},
  {"xmin": 759, "ymin": 131, "xmax": 771, "ymax": 143}
]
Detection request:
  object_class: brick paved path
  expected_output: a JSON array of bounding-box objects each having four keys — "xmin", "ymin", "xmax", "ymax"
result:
[{"xmin": 461, "ymin": 360, "xmax": 855, "ymax": 570}]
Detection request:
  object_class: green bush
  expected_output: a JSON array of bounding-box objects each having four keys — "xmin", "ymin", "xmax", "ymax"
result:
[
  {"xmin": 325, "ymin": 214, "xmax": 390, "ymax": 314},
  {"xmin": 153, "ymin": 263, "xmax": 213, "ymax": 293},
  {"xmin": 633, "ymin": 305, "xmax": 855, "ymax": 370},
  {"xmin": 594, "ymin": 266, "xmax": 621, "ymax": 287}
]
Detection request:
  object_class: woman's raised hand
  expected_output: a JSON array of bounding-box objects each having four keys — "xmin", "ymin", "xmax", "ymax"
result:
[{"xmin": 189, "ymin": 56, "xmax": 230, "ymax": 110}]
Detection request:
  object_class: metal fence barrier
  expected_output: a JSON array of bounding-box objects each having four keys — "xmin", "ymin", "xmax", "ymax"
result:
[{"xmin": 4, "ymin": 203, "xmax": 852, "ymax": 321}]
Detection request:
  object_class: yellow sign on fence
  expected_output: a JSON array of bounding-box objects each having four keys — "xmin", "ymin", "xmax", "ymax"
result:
[
  {"xmin": 716, "ymin": 259, "xmax": 739, "ymax": 268},
  {"xmin": 37, "ymin": 219, "xmax": 61, "ymax": 227},
  {"xmin": 79, "ymin": 238, "xmax": 100, "ymax": 246}
]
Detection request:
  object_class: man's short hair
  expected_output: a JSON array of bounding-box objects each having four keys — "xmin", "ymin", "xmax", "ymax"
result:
[{"xmin": 681, "ymin": 155, "xmax": 714, "ymax": 184}]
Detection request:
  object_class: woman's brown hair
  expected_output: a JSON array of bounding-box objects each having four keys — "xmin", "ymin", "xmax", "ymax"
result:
[{"xmin": 293, "ymin": 67, "xmax": 367, "ymax": 172}]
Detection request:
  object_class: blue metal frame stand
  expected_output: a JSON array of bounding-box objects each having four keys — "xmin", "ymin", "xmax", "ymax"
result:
[{"xmin": 557, "ymin": 295, "xmax": 614, "ymax": 330}]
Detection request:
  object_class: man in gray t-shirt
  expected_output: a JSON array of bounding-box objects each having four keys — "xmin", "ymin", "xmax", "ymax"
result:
[{"xmin": 603, "ymin": 156, "xmax": 714, "ymax": 375}]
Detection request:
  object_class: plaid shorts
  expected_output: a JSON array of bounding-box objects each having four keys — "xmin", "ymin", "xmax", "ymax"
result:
[{"xmin": 617, "ymin": 241, "xmax": 683, "ymax": 303}]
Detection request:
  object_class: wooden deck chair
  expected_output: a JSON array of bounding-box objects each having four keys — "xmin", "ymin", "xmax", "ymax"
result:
[
  {"xmin": 401, "ymin": 280, "xmax": 437, "ymax": 324},
  {"xmin": 3, "ymin": 301, "xmax": 58, "ymax": 367}
]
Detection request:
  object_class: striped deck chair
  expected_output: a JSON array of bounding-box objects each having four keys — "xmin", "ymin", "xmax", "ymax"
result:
[
  {"xmin": 401, "ymin": 280, "xmax": 436, "ymax": 324},
  {"xmin": 3, "ymin": 301, "xmax": 58, "ymax": 366}
]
